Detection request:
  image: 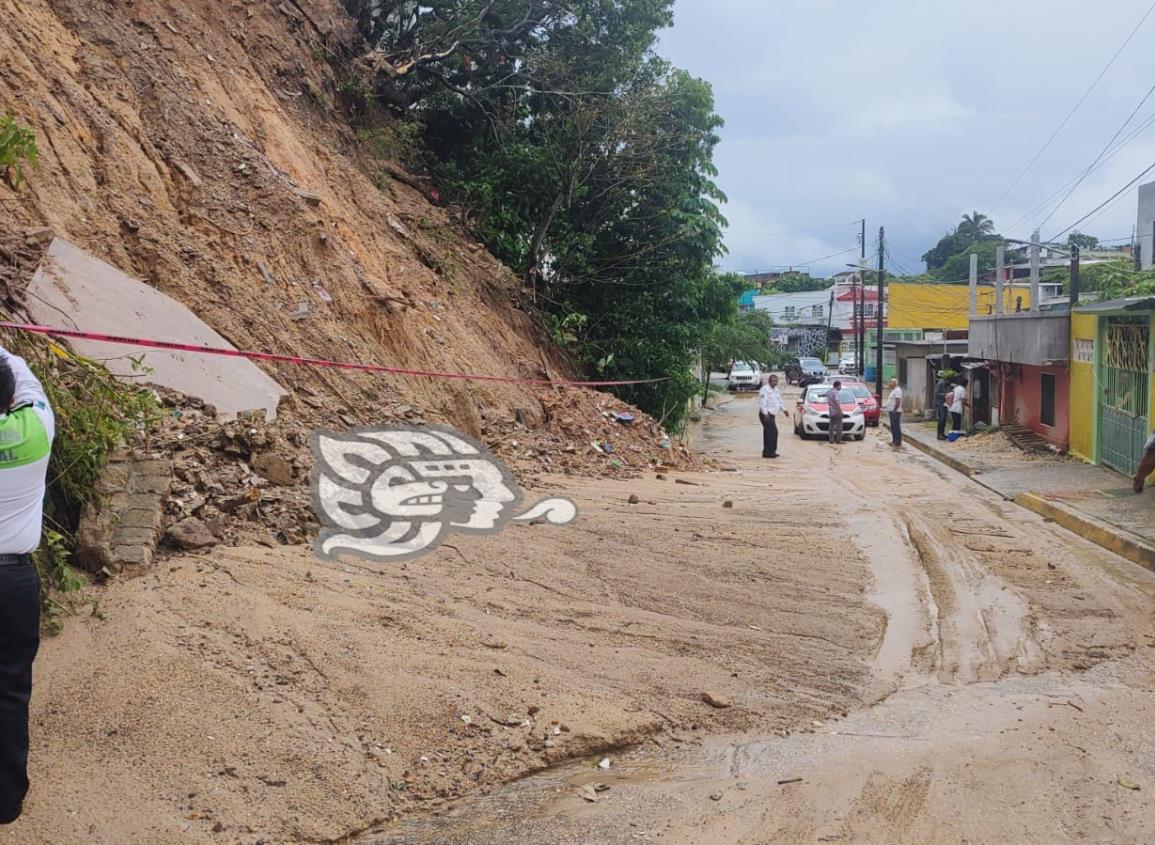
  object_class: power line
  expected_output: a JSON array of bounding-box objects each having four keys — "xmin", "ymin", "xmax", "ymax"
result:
[
  {"xmin": 1048, "ymin": 160, "xmax": 1155, "ymax": 241},
  {"xmin": 1036, "ymin": 80, "xmax": 1155, "ymax": 232},
  {"xmin": 990, "ymin": 0, "xmax": 1155, "ymax": 212}
]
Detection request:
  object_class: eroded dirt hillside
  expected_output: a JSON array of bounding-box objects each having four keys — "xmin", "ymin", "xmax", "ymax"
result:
[{"xmin": 0, "ymin": 0, "xmax": 672, "ymax": 462}]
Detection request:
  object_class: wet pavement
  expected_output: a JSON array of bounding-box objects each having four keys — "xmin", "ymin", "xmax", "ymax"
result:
[{"xmin": 360, "ymin": 390, "xmax": 1155, "ymax": 845}]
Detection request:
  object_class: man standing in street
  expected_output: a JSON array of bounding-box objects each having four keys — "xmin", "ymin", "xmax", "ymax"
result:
[
  {"xmin": 949, "ymin": 378, "xmax": 968, "ymax": 433},
  {"xmin": 758, "ymin": 373, "xmax": 788, "ymax": 459},
  {"xmin": 886, "ymin": 378, "xmax": 904, "ymax": 448},
  {"xmin": 827, "ymin": 380, "xmax": 845, "ymax": 445},
  {"xmin": 934, "ymin": 373, "xmax": 952, "ymax": 441},
  {"xmin": 0, "ymin": 344, "xmax": 54, "ymax": 825}
]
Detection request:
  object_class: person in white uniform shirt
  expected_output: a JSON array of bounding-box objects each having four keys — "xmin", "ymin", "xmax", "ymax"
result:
[
  {"xmin": 0, "ymin": 344, "xmax": 54, "ymax": 824},
  {"xmin": 885, "ymin": 378, "xmax": 904, "ymax": 448},
  {"xmin": 758, "ymin": 373, "xmax": 788, "ymax": 459}
]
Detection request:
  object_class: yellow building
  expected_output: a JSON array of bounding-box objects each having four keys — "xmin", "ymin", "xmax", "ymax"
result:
[
  {"xmin": 889, "ymin": 283, "xmax": 1032, "ymax": 330},
  {"xmin": 1069, "ymin": 300, "xmax": 1155, "ymax": 477}
]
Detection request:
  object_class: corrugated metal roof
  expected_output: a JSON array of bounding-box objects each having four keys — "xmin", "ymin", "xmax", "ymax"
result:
[{"xmin": 1074, "ymin": 296, "xmax": 1155, "ymax": 313}]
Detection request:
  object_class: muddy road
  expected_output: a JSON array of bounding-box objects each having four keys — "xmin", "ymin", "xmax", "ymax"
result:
[
  {"xmin": 15, "ymin": 388, "xmax": 1155, "ymax": 844},
  {"xmin": 371, "ymin": 390, "xmax": 1155, "ymax": 845}
]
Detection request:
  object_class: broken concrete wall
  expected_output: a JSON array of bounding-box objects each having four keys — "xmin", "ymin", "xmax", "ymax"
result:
[
  {"xmin": 27, "ymin": 238, "xmax": 288, "ymax": 420},
  {"xmin": 75, "ymin": 450, "xmax": 173, "ymax": 573}
]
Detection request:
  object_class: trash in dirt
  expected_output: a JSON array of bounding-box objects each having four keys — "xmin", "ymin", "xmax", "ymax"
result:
[
  {"xmin": 609, "ymin": 458, "xmax": 623, "ymax": 468},
  {"xmin": 674, "ymin": 478, "xmax": 700, "ymax": 486},
  {"xmin": 553, "ymin": 726, "xmax": 561, "ymax": 736},
  {"xmin": 592, "ymin": 782, "xmax": 610, "ymax": 793},
  {"xmin": 459, "ymin": 715, "xmax": 472, "ymax": 724},
  {"xmin": 614, "ymin": 412, "xmax": 635, "ymax": 424},
  {"xmin": 628, "ymin": 494, "xmax": 640, "ymax": 505},
  {"xmin": 590, "ymin": 440, "xmax": 603, "ymax": 453},
  {"xmin": 576, "ymin": 784, "xmax": 599, "ymax": 803},
  {"xmin": 659, "ymin": 436, "xmax": 671, "ymax": 449},
  {"xmin": 748, "ymin": 624, "xmax": 762, "ymax": 631},
  {"xmin": 597, "ymin": 757, "xmax": 611, "ymax": 770},
  {"xmin": 811, "ymin": 720, "xmax": 824, "ymax": 727},
  {"xmin": 701, "ymin": 691, "xmax": 732, "ymax": 709},
  {"xmin": 290, "ymin": 300, "xmax": 310, "ymax": 321},
  {"xmin": 709, "ymin": 791, "xmax": 723, "ymax": 801},
  {"xmin": 419, "ymin": 756, "xmax": 430, "ymax": 764},
  {"xmin": 1117, "ymin": 777, "xmax": 1141, "ymax": 791},
  {"xmin": 777, "ymin": 777, "xmax": 803, "ymax": 786},
  {"xmin": 312, "ymin": 282, "xmax": 333, "ymax": 303},
  {"xmin": 603, "ymin": 442, "xmax": 615, "ymax": 454}
]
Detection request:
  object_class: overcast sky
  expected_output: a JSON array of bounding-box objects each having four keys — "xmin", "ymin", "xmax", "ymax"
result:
[{"xmin": 658, "ymin": 0, "xmax": 1155, "ymax": 279}]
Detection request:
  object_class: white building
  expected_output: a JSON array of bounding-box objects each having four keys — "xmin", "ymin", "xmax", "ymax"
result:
[{"xmin": 1138, "ymin": 181, "xmax": 1155, "ymax": 270}]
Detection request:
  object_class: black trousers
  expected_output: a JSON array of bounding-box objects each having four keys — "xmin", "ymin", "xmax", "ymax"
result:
[
  {"xmin": 760, "ymin": 414, "xmax": 778, "ymax": 457},
  {"xmin": 936, "ymin": 405, "xmax": 948, "ymax": 439},
  {"xmin": 950, "ymin": 411, "xmax": 963, "ymax": 432},
  {"xmin": 0, "ymin": 556, "xmax": 39, "ymax": 824}
]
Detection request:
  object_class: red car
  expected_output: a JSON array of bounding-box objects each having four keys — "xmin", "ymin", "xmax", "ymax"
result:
[{"xmin": 847, "ymin": 382, "xmax": 880, "ymax": 426}]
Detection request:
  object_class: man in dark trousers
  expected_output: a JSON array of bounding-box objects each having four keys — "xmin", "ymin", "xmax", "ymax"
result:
[
  {"xmin": 758, "ymin": 373, "xmax": 789, "ymax": 458},
  {"xmin": 933, "ymin": 374, "xmax": 952, "ymax": 440},
  {"xmin": 827, "ymin": 379, "xmax": 846, "ymax": 444},
  {"xmin": 0, "ymin": 344, "xmax": 54, "ymax": 824}
]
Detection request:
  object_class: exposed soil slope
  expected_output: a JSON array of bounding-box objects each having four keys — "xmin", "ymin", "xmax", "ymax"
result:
[{"xmin": 0, "ymin": 0, "xmax": 679, "ymax": 470}]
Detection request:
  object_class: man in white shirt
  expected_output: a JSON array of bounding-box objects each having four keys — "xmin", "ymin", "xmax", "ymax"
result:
[
  {"xmin": 0, "ymin": 344, "xmax": 54, "ymax": 824},
  {"xmin": 758, "ymin": 374, "xmax": 789, "ymax": 459},
  {"xmin": 949, "ymin": 380, "xmax": 968, "ymax": 433},
  {"xmin": 885, "ymin": 379, "xmax": 904, "ymax": 447}
]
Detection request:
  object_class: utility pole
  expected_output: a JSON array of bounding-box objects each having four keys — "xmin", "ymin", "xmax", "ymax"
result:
[
  {"xmin": 858, "ymin": 218, "xmax": 866, "ymax": 376},
  {"xmin": 1069, "ymin": 244, "xmax": 1081, "ymax": 307},
  {"xmin": 825, "ymin": 288, "xmax": 835, "ymax": 363},
  {"xmin": 875, "ymin": 226, "xmax": 885, "ymax": 398},
  {"xmin": 1029, "ymin": 230, "xmax": 1041, "ymax": 312},
  {"xmin": 994, "ymin": 245, "xmax": 1006, "ymax": 315},
  {"xmin": 968, "ymin": 253, "xmax": 979, "ymax": 316}
]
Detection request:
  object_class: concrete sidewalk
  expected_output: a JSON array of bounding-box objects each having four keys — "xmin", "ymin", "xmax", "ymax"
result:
[{"xmin": 898, "ymin": 421, "xmax": 1155, "ymax": 573}]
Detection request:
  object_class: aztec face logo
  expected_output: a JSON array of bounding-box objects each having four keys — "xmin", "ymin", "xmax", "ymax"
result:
[{"xmin": 309, "ymin": 425, "xmax": 577, "ymax": 561}]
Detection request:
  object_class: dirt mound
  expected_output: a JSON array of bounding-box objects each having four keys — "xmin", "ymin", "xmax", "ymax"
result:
[{"xmin": 0, "ymin": 0, "xmax": 681, "ymax": 476}]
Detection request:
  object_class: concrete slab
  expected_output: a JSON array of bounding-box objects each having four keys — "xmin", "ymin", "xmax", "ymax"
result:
[{"xmin": 27, "ymin": 239, "xmax": 287, "ymax": 420}]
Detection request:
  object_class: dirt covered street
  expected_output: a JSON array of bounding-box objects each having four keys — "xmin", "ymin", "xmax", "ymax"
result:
[{"xmin": 9, "ymin": 387, "xmax": 1155, "ymax": 844}]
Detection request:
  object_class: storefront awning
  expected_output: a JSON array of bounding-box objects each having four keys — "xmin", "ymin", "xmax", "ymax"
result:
[{"xmin": 1074, "ymin": 296, "xmax": 1155, "ymax": 313}]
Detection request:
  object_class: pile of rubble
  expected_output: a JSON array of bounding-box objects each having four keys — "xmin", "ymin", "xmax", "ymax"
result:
[{"xmin": 487, "ymin": 388, "xmax": 698, "ymax": 484}]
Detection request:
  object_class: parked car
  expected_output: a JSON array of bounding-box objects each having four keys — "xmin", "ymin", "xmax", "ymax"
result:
[
  {"xmin": 726, "ymin": 360, "xmax": 762, "ymax": 392},
  {"xmin": 838, "ymin": 353, "xmax": 859, "ymax": 375},
  {"xmin": 796, "ymin": 356, "xmax": 827, "ymax": 388},
  {"xmin": 822, "ymin": 374, "xmax": 862, "ymax": 385},
  {"xmin": 793, "ymin": 385, "xmax": 866, "ymax": 440},
  {"xmin": 846, "ymin": 382, "xmax": 880, "ymax": 426}
]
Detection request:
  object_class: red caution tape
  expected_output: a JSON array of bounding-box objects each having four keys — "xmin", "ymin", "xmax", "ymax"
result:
[{"xmin": 0, "ymin": 322, "xmax": 667, "ymax": 388}]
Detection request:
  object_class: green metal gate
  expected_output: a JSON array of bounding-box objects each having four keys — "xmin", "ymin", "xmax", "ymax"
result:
[{"xmin": 1098, "ymin": 316, "xmax": 1150, "ymax": 476}]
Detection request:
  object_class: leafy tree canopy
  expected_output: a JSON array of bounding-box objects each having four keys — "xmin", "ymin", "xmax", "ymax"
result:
[
  {"xmin": 921, "ymin": 210, "xmax": 1020, "ymax": 282},
  {"xmin": 762, "ymin": 272, "xmax": 827, "ymax": 294}
]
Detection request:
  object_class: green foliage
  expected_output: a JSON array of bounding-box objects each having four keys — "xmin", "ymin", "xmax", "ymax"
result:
[
  {"xmin": 922, "ymin": 210, "xmax": 1020, "ymax": 281},
  {"xmin": 701, "ymin": 308, "xmax": 783, "ymax": 372},
  {"xmin": 1067, "ymin": 231, "xmax": 1099, "ymax": 251},
  {"xmin": 0, "ymin": 114, "xmax": 39, "ymax": 187},
  {"xmin": 352, "ymin": 0, "xmax": 729, "ymax": 431},
  {"xmin": 763, "ymin": 272, "xmax": 827, "ymax": 293},
  {"xmin": 1076, "ymin": 259, "xmax": 1155, "ymax": 299}
]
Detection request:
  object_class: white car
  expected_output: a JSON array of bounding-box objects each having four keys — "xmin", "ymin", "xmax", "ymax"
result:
[
  {"xmin": 792, "ymin": 385, "xmax": 866, "ymax": 440},
  {"xmin": 838, "ymin": 354, "xmax": 858, "ymax": 375},
  {"xmin": 727, "ymin": 361, "xmax": 762, "ymax": 392}
]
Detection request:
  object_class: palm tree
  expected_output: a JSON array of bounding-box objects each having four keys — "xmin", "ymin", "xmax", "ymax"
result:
[{"xmin": 956, "ymin": 211, "xmax": 995, "ymax": 240}]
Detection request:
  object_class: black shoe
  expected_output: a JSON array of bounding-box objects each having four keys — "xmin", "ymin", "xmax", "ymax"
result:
[{"xmin": 768, "ymin": 453, "xmax": 779, "ymax": 458}]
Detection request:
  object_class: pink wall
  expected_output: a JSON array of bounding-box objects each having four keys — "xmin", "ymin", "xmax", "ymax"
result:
[{"xmin": 1002, "ymin": 365, "xmax": 1069, "ymax": 447}]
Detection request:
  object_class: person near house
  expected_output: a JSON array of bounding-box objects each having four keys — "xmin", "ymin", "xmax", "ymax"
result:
[
  {"xmin": 934, "ymin": 375, "xmax": 952, "ymax": 440},
  {"xmin": 885, "ymin": 378, "xmax": 904, "ymax": 447},
  {"xmin": 1133, "ymin": 429, "xmax": 1155, "ymax": 494},
  {"xmin": 949, "ymin": 379, "xmax": 968, "ymax": 433},
  {"xmin": 0, "ymin": 345, "xmax": 54, "ymax": 824},
  {"xmin": 827, "ymin": 380, "xmax": 845, "ymax": 444},
  {"xmin": 758, "ymin": 373, "xmax": 789, "ymax": 459}
]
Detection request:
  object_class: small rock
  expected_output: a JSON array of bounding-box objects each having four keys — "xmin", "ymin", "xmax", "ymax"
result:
[
  {"xmin": 655, "ymin": 473, "xmax": 666, "ymax": 480},
  {"xmin": 722, "ymin": 500, "xmax": 733, "ymax": 509},
  {"xmin": 709, "ymin": 791, "xmax": 723, "ymax": 801},
  {"xmin": 701, "ymin": 691, "xmax": 732, "ymax": 709},
  {"xmin": 251, "ymin": 452, "xmax": 296, "ymax": 486},
  {"xmin": 576, "ymin": 783, "xmax": 599, "ymax": 803},
  {"xmin": 597, "ymin": 757, "xmax": 611, "ymax": 770},
  {"xmin": 165, "ymin": 517, "xmax": 218, "ymax": 550},
  {"xmin": 628, "ymin": 494, "xmax": 640, "ymax": 505}
]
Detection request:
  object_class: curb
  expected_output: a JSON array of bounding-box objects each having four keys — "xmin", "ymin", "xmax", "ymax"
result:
[
  {"xmin": 900, "ymin": 432, "xmax": 977, "ymax": 478},
  {"xmin": 1013, "ymin": 492, "xmax": 1155, "ymax": 574}
]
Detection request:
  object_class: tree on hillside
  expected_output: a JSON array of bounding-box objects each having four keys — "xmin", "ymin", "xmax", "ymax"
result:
[
  {"xmin": 348, "ymin": 0, "xmax": 733, "ymax": 430},
  {"xmin": 764, "ymin": 272, "xmax": 827, "ymax": 293},
  {"xmin": 1067, "ymin": 232, "xmax": 1100, "ymax": 251},
  {"xmin": 957, "ymin": 211, "xmax": 994, "ymax": 240}
]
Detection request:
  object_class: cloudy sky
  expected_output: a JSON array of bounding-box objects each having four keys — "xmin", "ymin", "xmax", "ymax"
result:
[{"xmin": 658, "ymin": 0, "xmax": 1155, "ymax": 278}]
